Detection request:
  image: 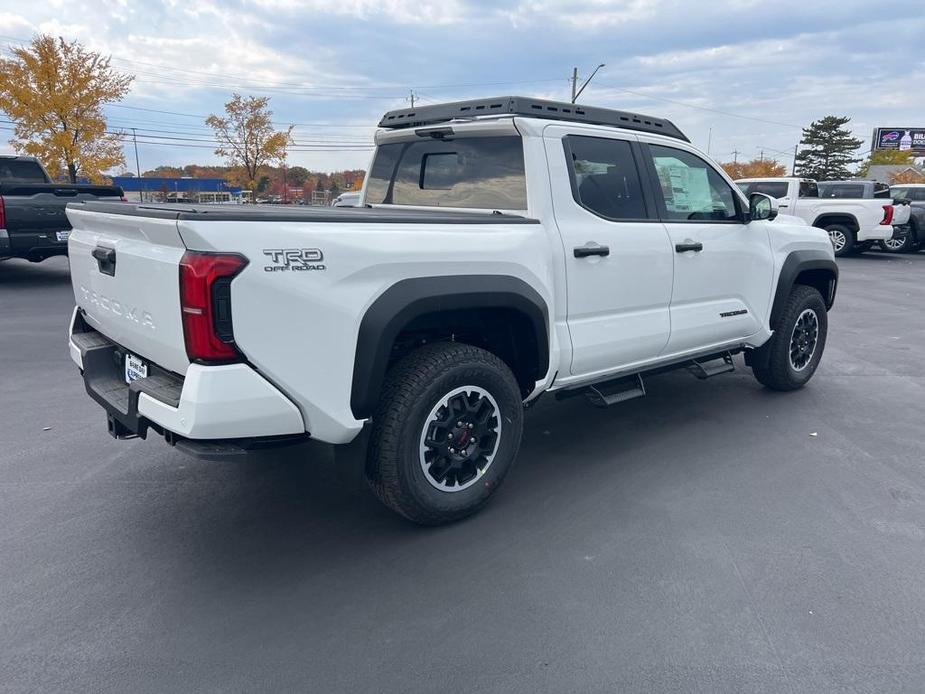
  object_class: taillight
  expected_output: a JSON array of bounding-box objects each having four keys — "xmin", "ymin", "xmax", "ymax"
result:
[
  {"xmin": 179, "ymin": 251, "xmax": 248, "ymax": 363},
  {"xmin": 0, "ymin": 195, "xmax": 6, "ymax": 229},
  {"xmin": 881, "ymin": 205, "xmax": 894, "ymax": 225}
]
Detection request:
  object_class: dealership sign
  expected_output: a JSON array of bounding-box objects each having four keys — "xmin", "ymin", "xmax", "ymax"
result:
[{"xmin": 873, "ymin": 128, "xmax": 925, "ymax": 155}]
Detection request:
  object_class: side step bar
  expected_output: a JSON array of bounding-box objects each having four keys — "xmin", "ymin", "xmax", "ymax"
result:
[
  {"xmin": 555, "ymin": 349, "xmax": 741, "ymax": 408},
  {"xmin": 556, "ymin": 373, "xmax": 647, "ymax": 408},
  {"xmin": 584, "ymin": 374, "xmax": 646, "ymax": 408},
  {"xmin": 687, "ymin": 352, "xmax": 735, "ymax": 380}
]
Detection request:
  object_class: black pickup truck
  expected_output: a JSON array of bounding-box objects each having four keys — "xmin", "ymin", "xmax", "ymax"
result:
[{"xmin": 0, "ymin": 156, "xmax": 123, "ymax": 263}]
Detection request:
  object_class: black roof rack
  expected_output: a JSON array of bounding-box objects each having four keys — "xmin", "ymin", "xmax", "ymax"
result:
[{"xmin": 378, "ymin": 96, "xmax": 688, "ymax": 142}]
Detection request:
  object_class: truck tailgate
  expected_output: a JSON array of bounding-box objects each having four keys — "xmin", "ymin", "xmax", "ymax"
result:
[{"xmin": 67, "ymin": 205, "xmax": 190, "ymax": 375}]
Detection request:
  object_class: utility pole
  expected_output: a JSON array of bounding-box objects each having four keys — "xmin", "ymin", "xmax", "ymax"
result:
[
  {"xmin": 408, "ymin": 89, "xmax": 416, "ymax": 108},
  {"xmin": 732, "ymin": 148, "xmax": 741, "ymax": 164},
  {"xmin": 570, "ymin": 64, "xmax": 606, "ymax": 103},
  {"xmin": 792, "ymin": 143, "xmax": 799, "ymax": 175},
  {"xmin": 131, "ymin": 128, "xmax": 141, "ymax": 178}
]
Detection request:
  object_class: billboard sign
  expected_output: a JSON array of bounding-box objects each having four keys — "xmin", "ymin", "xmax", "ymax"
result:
[{"xmin": 873, "ymin": 128, "xmax": 925, "ymax": 155}]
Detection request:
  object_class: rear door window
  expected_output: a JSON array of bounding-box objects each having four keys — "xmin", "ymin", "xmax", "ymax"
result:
[
  {"xmin": 366, "ymin": 136, "xmax": 527, "ymax": 210},
  {"xmin": 564, "ymin": 136, "xmax": 649, "ymax": 221}
]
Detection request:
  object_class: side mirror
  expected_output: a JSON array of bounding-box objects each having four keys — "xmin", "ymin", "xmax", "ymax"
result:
[{"xmin": 749, "ymin": 192, "xmax": 779, "ymax": 222}]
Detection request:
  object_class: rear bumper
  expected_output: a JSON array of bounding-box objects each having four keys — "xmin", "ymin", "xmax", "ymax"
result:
[
  {"xmin": 890, "ymin": 225, "xmax": 910, "ymax": 240},
  {"xmin": 68, "ymin": 307, "xmax": 306, "ymax": 445},
  {"xmin": 1, "ymin": 229, "xmax": 69, "ymax": 260},
  {"xmin": 857, "ymin": 224, "xmax": 894, "ymax": 242}
]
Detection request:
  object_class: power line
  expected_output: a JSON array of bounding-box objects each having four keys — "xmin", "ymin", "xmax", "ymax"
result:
[
  {"xmin": 105, "ymin": 103, "xmax": 375, "ymax": 129},
  {"xmin": 595, "ymin": 83, "xmax": 802, "ymax": 129},
  {"xmin": 0, "ymin": 121, "xmax": 373, "ymax": 152}
]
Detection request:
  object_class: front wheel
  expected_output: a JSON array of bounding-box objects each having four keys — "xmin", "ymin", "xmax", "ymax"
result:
[
  {"xmin": 366, "ymin": 343, "xmax": 524, "ymax": 525},
  {"xmin": 824, "ymin": 224, "xmax": 855, "ymax": 257},
  {"xmin": 753, "ymin": 285, "xmax": 828, "ymax": 391}
]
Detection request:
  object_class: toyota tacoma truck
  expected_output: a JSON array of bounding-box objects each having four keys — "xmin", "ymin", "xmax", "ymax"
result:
[
  {"xmin": 0, "ymin": 155, "xmax": 123, "ymax": 263},
  {"xmin": 66, "ymin": 96, "xmax": 837, "ymax": 525},
  {"xmin": 736, "ymin": 176, "xmax": 905, "ymax": 257}
]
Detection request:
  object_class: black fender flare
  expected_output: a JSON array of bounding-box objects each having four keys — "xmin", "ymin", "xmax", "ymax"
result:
[
  {"xmin": 350, "ymin": 275, "xmax": 550, "ymax": 420},
  {"xmin": 746, "ymin": 250, "xmax": 837, "ymax": 371},
  {"xmin": 769, "ymin": 250, "xmax": 838, "ymax": 328}
]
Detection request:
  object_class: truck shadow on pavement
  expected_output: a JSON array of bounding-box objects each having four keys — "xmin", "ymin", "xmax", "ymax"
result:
[
  {"xmin": 112, "ymin": 363, "xmax": 812, "ymax": 589},
  {"xmin": 0, "ymin": 257, "xmax": 71, "ymax": 286}
]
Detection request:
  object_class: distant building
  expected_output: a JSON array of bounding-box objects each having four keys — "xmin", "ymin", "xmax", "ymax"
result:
[
  {"xmin": 864, "ymin": 165, "xmax": 925, "ymax": 184},
  {"xmin": 112, "ymin": 176, "xmax": 243, "ymax": 203}
]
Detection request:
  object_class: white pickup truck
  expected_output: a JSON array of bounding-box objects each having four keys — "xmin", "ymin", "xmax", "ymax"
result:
[
  {"xmin": 736, "ymin": 176, "xmax": 906, "ymax": 257},
  {"xmin": 66, "ymin": 97, "xmax": 837, "ymax": 524}
]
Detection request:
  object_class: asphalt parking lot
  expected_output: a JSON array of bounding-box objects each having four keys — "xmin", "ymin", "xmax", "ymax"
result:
[{"xmin": 2, "ymin": 252, "xmax": 924, "ymax": 693}]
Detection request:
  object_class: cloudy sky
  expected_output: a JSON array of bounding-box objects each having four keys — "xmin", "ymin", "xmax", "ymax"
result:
[{"xmin": 0, "ymin": 0, "xmax": 923, "ymax": 174}]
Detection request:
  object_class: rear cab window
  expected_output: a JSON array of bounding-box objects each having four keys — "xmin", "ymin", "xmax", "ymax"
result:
[
  {"xmin": 365, "ymin": 136, "xmax": 527, "ymax": 210},
  {"xmin": 0, "ymin": 159, "xmax": 49, "ymax": 183},
  {"xmin": 818, "ymin": 183, "xmax": 866, "ymax": 198}
]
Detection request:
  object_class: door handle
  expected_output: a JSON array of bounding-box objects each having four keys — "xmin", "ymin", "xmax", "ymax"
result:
[
  {"xmin": 91, "ymin": 246, "xmax": 116, "ymax": 276},
  {"xmin": 675, "ymin": 242, "xmax": 703, "ymax": 253},
  {"xmin": 574, "ymin": 244, "xmax": 610, "ymax": 258}
]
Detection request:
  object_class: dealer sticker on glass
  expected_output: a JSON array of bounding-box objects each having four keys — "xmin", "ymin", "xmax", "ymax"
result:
[
  {"xmin": 124, "ymin": 354, "xmax": 148, "ymax": 384},
  {"xmin": 56, "ymin": 231, "xmax": 70, "ymax": 242}
]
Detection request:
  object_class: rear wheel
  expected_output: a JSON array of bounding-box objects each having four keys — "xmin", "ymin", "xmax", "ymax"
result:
[
  {"xmin": 753, "ymin": 285, "xmax": 828, "ymax": 391},
  {"xmin": 366, "ymin": 343, "xmax": 524, "ymax": 525},
  {"xmin": 824, "ymin": 224, "xmax": 855, "ymax": 257}
]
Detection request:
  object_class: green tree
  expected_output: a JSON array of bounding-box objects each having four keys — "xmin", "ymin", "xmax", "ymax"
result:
[
  {"xmin": 286, "ymin": 165, "xmax": 309, "ymax": 187},
  {"xmin": 856, "ymin": 149, "xmax": 914, "ymax": 177},
  {"xmin": 794, "ymin": 116, "xmax": 863, "ymax": 180}
]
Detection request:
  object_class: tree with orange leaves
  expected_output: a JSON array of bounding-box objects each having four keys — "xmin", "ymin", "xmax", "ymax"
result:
[
  {"xmin": 0, "ymin": 35, "xmax": 133, "ymax": 183},
  {"xmin": 206, "ymin": 94, "xmax": 293, "ymax": 195},
  {"xmin": 720, "ymin": 158, "xmax": 787, "ymax": 180}
]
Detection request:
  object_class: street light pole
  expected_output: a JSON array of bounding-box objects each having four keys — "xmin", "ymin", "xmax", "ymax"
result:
[
  {"xmin": 131, "ymin": 128, "xmax": 141, "ymax": 178},
  {"xmin": 571, "ymin": 63, "xmax": 606, "ymax": 103}
]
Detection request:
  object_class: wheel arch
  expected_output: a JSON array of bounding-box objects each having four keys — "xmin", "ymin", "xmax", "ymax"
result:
[
  {"xmin": 350, "ymin": 275, "xmax": 550, "ymax": 420},
  {"xmin": 812, "ymin": 213, "xmax": 859, "ymax": 232},
  {"xmin": 769, "ymin": 250, "xmax": 838, "ymax": 329}
]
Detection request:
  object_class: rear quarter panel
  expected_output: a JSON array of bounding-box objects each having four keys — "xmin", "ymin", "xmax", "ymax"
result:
[{"xmin": 177, "ymin": 219, "xmax": 557, "ymax": 444}]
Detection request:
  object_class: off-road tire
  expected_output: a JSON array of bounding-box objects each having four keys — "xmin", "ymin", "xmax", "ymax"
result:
[
  {"xmin": 824, "ymin": 223, "xmax": 855, "ymax": 257},
  {"xmin": 753, "ymin": 285, "xmax": 828, "ymax": 391},
  {"xmin": 366, "ymin": 343, "xmax": 524, "ymax": 525}
]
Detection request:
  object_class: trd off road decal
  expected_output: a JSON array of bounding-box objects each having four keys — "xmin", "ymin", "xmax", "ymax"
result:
[{"xmin": 263, "ymin": 248, "xmax": 326, "ymax": 272}]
